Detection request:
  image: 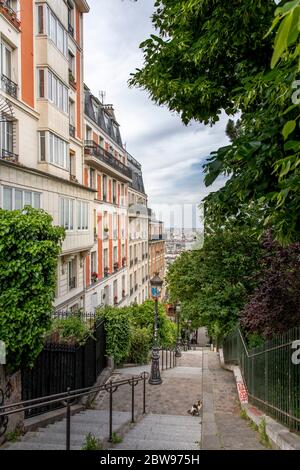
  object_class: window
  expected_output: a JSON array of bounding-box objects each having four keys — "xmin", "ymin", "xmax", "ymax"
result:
[
  {"xmin": 102, "ymin": 175, "xmax": 107, "ymax": 201},
  {"xmin": 68, "ymin": 258, "xmax": 77, "ymax": 290},
  {"xmin": 77, "ymin": 201, "xmax": 89, "ymax": 230},
  {"xmin": 67, "ymin": 1, "xmax": 75, "ymax": 35},
  {"xmin": 1, "ymin": 41, "xmax": 12, "ymax": 79},
  {"xmin": 39, "ymin": 131, "xmax": 69, "ymax": 170},
  {"xmin": 112, "ymin": 180, "xmax": 116, "ymax": 204},
  {"xmin": 89, "ymin": 169, "xmax": 95, "ymax": 189},
  {"xmin": 68, "ymin": 50, "xmax": 75, "ymax": 75},
  {"xmin": 37, "ymin": 5, "xmax": 68, "ymax": 57},
  {"xmin": 39, "ymin": 69, "xmax": 68, "ymax": 113},
  {"xmin": 104, "ymin": 248, "xmax": 108, "ymax": 268},
  {"xmin": 1, "ymin": 186, "xmax": 41, "ymax": 210},
  {"xmin": 0, "ymin": 121, "xmax": 13, "ymax": 153},
  {"xmin": 60, "ymin": 198, "xmax": 74, "ymax": 230},
  {"xmin": 91, "ymin": 251, "xmax": 97, "ymax": 277},
  {"xmin": 113, "ymin": 246, "xmax": 118, "ymax": 264}
]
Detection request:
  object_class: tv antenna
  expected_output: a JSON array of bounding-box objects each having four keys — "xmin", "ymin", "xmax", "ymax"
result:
[{"xmin": 99, "ymin": 91, "xmax": 106, "ymax": 104}]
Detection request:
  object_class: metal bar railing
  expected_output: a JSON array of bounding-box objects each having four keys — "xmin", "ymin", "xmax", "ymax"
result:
[
  {"xmin": 0, "ymin": 371, "xmax": 149, "ymax": 449},
  {"xmin": 222, "ymin": 326, "xmax": 300, "ymax": 433}
]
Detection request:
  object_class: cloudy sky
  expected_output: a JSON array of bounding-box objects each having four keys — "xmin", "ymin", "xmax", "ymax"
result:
[{"xmin": 84, "ymin": 0, "xmax": 229, "ymax": 228}]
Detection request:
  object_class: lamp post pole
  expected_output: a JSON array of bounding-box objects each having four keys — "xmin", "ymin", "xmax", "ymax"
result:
[
  {"xmin": 175, "ymin": 303, "xmax": 182, "ymax": 357},
  {"xmin": 149, "ymin": 274, "xmax": 163, "ymax": 385}
]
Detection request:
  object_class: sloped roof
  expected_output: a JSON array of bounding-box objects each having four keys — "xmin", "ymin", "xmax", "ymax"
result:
[{"xmin": 84, "ymin": 85, "xmax": 123, "ymax": 148}]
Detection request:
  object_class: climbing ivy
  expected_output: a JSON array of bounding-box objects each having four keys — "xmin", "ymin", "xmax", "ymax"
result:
[{"xmin": 0, "ymin": 207, "xmax": 65, "ymax": 370}]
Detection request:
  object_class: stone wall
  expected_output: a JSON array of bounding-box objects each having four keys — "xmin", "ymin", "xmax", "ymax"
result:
[{"xmin": 0, "ymin": 366, "xmax": 23, "ymax": 445}]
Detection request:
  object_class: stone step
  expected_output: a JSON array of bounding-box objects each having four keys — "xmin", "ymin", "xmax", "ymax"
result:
[
  {"xmin": 22, "ymin": 431, "xmax": 94, "ymax": 448},
  {"xmin": 3, "ymin": 441, "xmax": 82, "ymax": 451},
  {"xmin": 115, "ymin": 438, "xmax": 199, "ymax": 450},
  {"xmin": 119, "ymin": 429, "xmax": 201, "ymax": 442}
]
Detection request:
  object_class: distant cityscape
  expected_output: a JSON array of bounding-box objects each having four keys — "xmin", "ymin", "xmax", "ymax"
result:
[{"xmin": 164, "ymin": 228, "xmax": 204, "ymax": 268}]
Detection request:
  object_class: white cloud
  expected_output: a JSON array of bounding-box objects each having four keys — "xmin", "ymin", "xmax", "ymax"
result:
[{"xmin": 84, "ymin": 0, "xmax": 229, "ymax": 212}]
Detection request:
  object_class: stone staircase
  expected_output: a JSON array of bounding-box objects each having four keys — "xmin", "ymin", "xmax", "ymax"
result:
[
  {"xmin": 113, "ymin": 414, "xmax": 202, "ymax": 450},
  {"xmin": 2, "ymin": 410, "xmax": 131, "ymax": 450}
]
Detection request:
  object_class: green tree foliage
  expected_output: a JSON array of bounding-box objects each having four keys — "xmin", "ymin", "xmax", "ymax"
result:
[
  {"xmin": 131, "ymin": 0, "xmax": 300, "ymax": 242},
  {"xmin": 0, "ymin": 207, "xmax": 65, "ymax": 370},
  {"xmin": 166, "ymin": 226, "xmax": 262, "ymax": 344},
  {"xmin": 97, "ymin": 300, "xmax": 176, "ymax": 365}
]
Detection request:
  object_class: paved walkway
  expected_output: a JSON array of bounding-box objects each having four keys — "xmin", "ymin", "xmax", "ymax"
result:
[
  {"xmin": 202, "ymin": 349, "xmax": 266, "ymax": 450},
  {"xmin": 2, "ymin": 348, "xmax": 268, "ymax": 450}
]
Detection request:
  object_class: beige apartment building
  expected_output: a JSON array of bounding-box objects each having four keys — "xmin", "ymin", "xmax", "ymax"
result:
[
  {"xmin": 0, "ymin": 0, "xmax": 150, "ymax": 313},
  {"xmin": 0, "ymin": 0, "xmax": 96, "ymax": 313},
  {"xmin": 127, "ymin": 152, "xmax": 149, "ymax": 304}
]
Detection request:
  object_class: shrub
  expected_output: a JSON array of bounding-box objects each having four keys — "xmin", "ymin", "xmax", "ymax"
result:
[
  {"xmin": 0, "ymin": 207, "xmax": 64, "ymax": 370},
  {"xmin": 49, "ymin": 315, "xmax": 94, "ymax": 345},
  {"xmin": 96, "ymin": 306, "xmax": 131, "ymax": 365},
  {"xmin": 127, "ymin": 327, "xmax": 151, "ymax": 364},
  {"xmin": 81, "ymin": 433, "xmax": 103, "ymax": 450}
]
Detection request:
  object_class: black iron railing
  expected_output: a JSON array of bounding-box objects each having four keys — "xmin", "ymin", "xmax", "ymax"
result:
[
  {"xmin": 0, "ymin": 372, "xmax": 149, "ymax": 449},
  {"xmin": 21, "ymin": 319, "xmax": 106, "ymax": 418},
  {"xmin": 84, "ymin": 140, "xmax": 132, "ymax": 180},
  {"xmin": 223, "ymin": 327, "xmax": 300, "ymax": 433},
  {"xmin": 1, "ymin": 148, "xmax": 18, "ymax": 163},
  {"xmin": 1, "ymin": 74, "xmax": 17, "ymax": 99}
]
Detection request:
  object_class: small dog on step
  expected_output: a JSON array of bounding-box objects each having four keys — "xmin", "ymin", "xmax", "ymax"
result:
[{"xmin": 187, "ymin": 399, "xmax": 203, "ymax": 416}]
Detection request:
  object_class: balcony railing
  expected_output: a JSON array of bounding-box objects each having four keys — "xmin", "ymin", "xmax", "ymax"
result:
[
  {"xmin": 1, "ymin": 74, "xmax": 17, "ymax": 99},
  {"xmin": 69, "ymin": 124, "xmax": 75, "ymax": 138},
  {"xmin": 84, "ymin": 140, "xmax": 132, "ymax": 180},
  {"xmin": 1, "ymin": 148, "xmax": 18, "ymax": 163}
]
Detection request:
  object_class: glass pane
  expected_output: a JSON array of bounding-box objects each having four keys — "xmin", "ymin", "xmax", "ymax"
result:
[
  {"xmin": 70, "ymin": 200, "xmax": 73, "ymax": 230},
  {"xmin": 24, "ymin": 191, "xmax": 32, "ymax": 206},
  {"xmin": 3, "ymin": 187, "xmax": 12, "ymax": 210},
  {"xmin": 33, "ymin": 193, "xmax": 41, "ymax": 209},
  {"xmin": 15, "ymin": 190, "xmax": 23, "ymax": 210},
  {"xmin": 48, "ymin": 71, "xmax": 52, "ymax": 101},
  {"xmin": 60, "ymin": 198, "xmax": 64, "ymax": 226},
  {"xmin": 64, "ymin": 198, "xmax": 69, "ymax": 229},
  {"xmin": 57, "ymin": 23, "xmax": 63, "ymax": 53},
  {"xmin": 77, "ymin": 202, "xmax": 81, "ymax": 230},
  {"xmin": 40, "ymin": 132, "xmax": 46, "ymax": 161}
]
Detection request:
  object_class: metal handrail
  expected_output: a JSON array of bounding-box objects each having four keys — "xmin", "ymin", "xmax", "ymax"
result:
[
  {"xmin": 159, "ymin": 348, "xmax": 177, "ymax": 371},
  {"xmin": 0, "ymin": 372, "xmax": 149, "ymax": 449}
]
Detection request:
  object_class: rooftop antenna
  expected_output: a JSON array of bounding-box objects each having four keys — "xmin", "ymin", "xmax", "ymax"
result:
[{"xmin": 99, "ymin": 91, "xmax": 106, "ymax": 104}]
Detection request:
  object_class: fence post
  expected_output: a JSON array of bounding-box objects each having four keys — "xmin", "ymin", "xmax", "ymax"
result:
[
  {"xmin": 66, "ymin": 387, "xmax": 71, "ymax": 451},
  {"xmin": 131, "ymin": 377, "xmax": 135, "ymax": 423},
  {"xmin": 143, "ymin": 372, "xmax": 146, "ymax": 414},
  {"xmin": 169, "ymin": 349, "xmax": 172, "ymax": 369},
  {"xmin": 109, "ymin": 380, "xmax": 113, "ymax": 442}
]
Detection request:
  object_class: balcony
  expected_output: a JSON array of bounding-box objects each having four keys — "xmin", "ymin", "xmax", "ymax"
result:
[
  {"xmin": 1, "ymin": 148, "xmax": 18, "ymax": 163},
  {"xmin": 84, "ymin": 140, "xmax": 132, "ymax": 181},
  {"xmin": 128, "ymin": 203, "xmax": 148, "ymax": 219},
  {"xmin": 0, "ymin": 1, "xmax": 21, "ymax": 30},
  {"xmin": 1, "ymin": 74, "xmax": 17, "ymax": 99},
  {"xmin": 69, "ymin": 124, "xmax": 75, "ymax": 138}
]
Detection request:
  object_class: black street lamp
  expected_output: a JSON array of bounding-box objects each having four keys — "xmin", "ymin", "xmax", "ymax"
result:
[
  {"xmin": 175, "ymin": 303, "xmax": 182, "ymax": 358},
  {"xmin": 149, "ymin": 273, "xmax": 163, "ymax": 385},
  {"xmin": 187, "ymin": 320, "xmax": 192, "ymax": 350}
]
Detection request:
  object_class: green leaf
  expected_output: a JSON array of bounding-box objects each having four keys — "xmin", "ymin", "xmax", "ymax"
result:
[
  {"xmin": 282, "ymin": 120, "xmax": 296, "ymax": 140},
  {"xmin": 271, "ymin": 12, "xmax": 293, "ymax": 68}
]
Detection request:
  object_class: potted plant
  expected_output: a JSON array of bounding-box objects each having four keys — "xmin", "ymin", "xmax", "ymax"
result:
[
  {"xmin": 122, "ymin": 256, "xmax": 126, "ymax": 267},
  {"xmin": 114, "ymin": 295, "xmax": 118, "ymax": 305},
  {"xmin": 122, "ymin": 289, "xmax": 126, "ymax": 298},
  {"xmin": 104, "ymin": 266, "xmax": 109, "ymax": 277},
  {"xmin": 114, "ymin": 261, "xmax": 119, "ymax": 271},
  {"xmin": 91, "ymin": 272, "xmax": 98, "ymax": 283}
]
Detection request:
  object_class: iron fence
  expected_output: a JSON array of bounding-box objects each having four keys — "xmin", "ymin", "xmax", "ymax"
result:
[
  {"xmin": 21, "ymin": 320, "xmax": 106, "ymax": 418},
  {"xmin": 223, "ymin": 327, "xmax": 300, "ymax": 433},
  {"xmin": 1, "ymin": 372, "xmax": 149, "ymax": 449}
]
